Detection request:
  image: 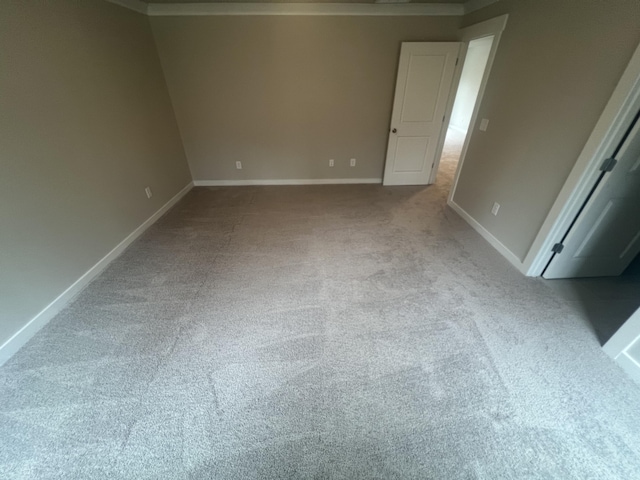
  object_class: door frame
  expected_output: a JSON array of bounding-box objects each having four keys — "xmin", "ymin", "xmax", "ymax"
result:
[
  {"xmin": 523, "ymin": 41, "xmax": 640, "ymax": 277},
  {"xmin": 443, "ymin": 14, "xmax": 509, "ymax": 189},
  {"xmin": 603, "ymin": 306, "xmax": 640, "ymax": 384}
]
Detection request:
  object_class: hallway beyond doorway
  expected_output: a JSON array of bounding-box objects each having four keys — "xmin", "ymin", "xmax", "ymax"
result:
[{"xmin": 437, "ymin": 126, "xmax": 466, "ymax": 184}]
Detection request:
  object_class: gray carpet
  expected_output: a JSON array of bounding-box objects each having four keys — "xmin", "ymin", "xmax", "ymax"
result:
[{"xmin": 2, "ymin": 143, "xmax": 640, "ymax": 478}]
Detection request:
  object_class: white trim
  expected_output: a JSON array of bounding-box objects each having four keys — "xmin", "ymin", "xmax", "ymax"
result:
[
  {"xmin": 613, "ymin": 354, "xmax": 640, "ymax": 384},
  {"xmin": 448, "ymin": 198, "xmax": 526, "ymax": 273},
  {"xmin": 194, "ymin": 178, "xmax": 381, "ymax": 186},
  {"xmin": 603, "ymin": 307, "xmax": 640, "ymax": 359},
  {"xmin": 0, "ymin": 182, "xmax": 194, "ymax": 366},
  {"xmin": 103, "ymin": 0, "xmax": 148, "ymax": 15},
  {"xmin": 523, "ymin": 40, "xmax": 640, "ymax": 277},
  {"xmin": 604, "ymin": 305, "xmax": 640, "ymax": 384},
  {"xmin": 447, "ymin": 15, "xmax": 507, "ymax": 203},
  {"xmin": 464, "ymin": 0, "xmax": 500, "ymax": 15},
  {"xmin": 146, "ymin": 3, "xmax": 464, "ymax": 17}
]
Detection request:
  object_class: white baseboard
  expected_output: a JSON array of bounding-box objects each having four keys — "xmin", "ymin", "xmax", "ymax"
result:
[
  {"xmin": 193, "ymin": 178, "xmax": 382, "ymax": 186},
  {"xmin": 0, "ymin": 182, "xmax": 194, "ymax": 366},
  {"xmin": 447, "ymin": 198, "xmax": 527, "ymax": 274}
]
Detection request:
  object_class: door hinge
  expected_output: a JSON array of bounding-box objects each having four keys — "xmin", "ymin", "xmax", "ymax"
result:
[
  {"xmin": 455, "ymin": 57, "xmax": 459, "ymax": 66},
  {"xmin": 551, "ymin": 243, "xmax": 564, "ymax": 254},
  {"xmin": 600, "ymin": 157, "xmax": 618, "ymax": 172},
  {"xmin": 442, "ymin": 115, "xmax": 446, "ymax": 123}
]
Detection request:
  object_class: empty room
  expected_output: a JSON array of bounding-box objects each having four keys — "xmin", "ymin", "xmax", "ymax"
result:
[{"xmin": 3, "ymin": 0, "xmax": 640, "ymax": 478}]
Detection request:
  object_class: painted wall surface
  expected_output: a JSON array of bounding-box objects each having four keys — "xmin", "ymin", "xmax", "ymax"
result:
[
  {"xmin": 0, "ymin": 0, "xmax": 192, "ymax": 347},
  {"xmin": 454, "ymin": 0, "xmax": 640, "ymax": 261},
  {"xmin": 449, "ymin": 36, "xmax": 492, "ymax": 132},
  {"xmin": 150, "ymin": 16, "xmax": 461, "ymax": 181}
]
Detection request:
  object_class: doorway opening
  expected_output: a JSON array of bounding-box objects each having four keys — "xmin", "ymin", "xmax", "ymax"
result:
[{"xmin": 437, "ymin": 35, "xmax": 494, "ymax": 187}]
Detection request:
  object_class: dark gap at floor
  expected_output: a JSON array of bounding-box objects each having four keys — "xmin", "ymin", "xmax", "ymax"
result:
[{"xmin": 542, "ymin": 266, "xmax": 640, "ymax": 345}]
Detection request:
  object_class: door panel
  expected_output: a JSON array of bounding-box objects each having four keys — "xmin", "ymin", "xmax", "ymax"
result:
[
  {"xmin": 383, "ymin": 43, "xmax": 460, "ymax": 186},
  {"xmin": 401, "ymin": 55, "xmax": 445, "ymax": 123},
  {"xmin": 544, "ymin": 116, "xmax": 640, "ymax": 279},
  {"xmin": 394, "ymin": 137, "xmax": 430, "ymax": 172}
]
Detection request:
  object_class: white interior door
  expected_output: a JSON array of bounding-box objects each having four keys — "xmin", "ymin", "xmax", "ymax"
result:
[
  {"xmin": 383, "ymin": 42, "xmax": 461, "ymax": 186},
  {"xmin": 604, "ymin": 306, "xmax": 640, "ymax": 384},
  {"xmin": 544, "ymin": 116, "xmax": 640, "ymax": 279}
]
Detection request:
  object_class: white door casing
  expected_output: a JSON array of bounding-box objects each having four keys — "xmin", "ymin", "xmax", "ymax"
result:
[
  {"xmin": 604, "ymin": 306, "xmax": 640, "ymax": 385},
  {"xmin": 383, "ymin": 42, "xmax": 461, "ymax": 186},
  {"xmin": 544, "ymin": 116, "xmax": 640, "ymax": 279}
]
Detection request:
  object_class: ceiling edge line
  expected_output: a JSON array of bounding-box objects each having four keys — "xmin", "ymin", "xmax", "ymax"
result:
[
  {"xmin": 104, "ymin": 0, "xmax": 149, "ymax": 15},
  {"xmin": 463, "ymin": 0, "xmax": 499, "ymax": 15},
  {"xmin": 145, "ymin": 2, "xmax": 464, "ymax": 17}
]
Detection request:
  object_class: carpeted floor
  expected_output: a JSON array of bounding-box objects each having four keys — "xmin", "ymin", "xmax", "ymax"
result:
[{"xmin": 2, "ymin": 134, "xmax": 640, "ymax": 479}]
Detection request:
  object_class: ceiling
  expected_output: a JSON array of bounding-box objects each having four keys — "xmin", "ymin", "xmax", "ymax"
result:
[{"xmin": 144, "ymin": 0, "xmax": 468, "ymax": 4}]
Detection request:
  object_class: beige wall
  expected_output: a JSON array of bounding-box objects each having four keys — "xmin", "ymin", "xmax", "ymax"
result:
[
  {"xmin": 150, "ymin": 16, "xmax": 461, "ymax": 181},
  {"xmin": 0, "ymin": 0, "xmax": 191, "ymax": 347},
  {"xmin": 454, "ymin": 0, "xmax": 640, "ymax": 261}
]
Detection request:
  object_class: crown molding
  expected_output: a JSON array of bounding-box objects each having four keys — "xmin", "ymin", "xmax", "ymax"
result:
[
  {"xmin": 146, "ymin": 2, "xmax": 464, "ymax": 16},
  {"xmin": 463, "ymin": 0, "xmax": 499, "ymax": 14},
  {"xmin": 104, "ymin": 0, "xmax": 148, "ymax": 14},
  {"xmin": 104, "ymin": 0, "xmax": 499, "ymax": 17}
]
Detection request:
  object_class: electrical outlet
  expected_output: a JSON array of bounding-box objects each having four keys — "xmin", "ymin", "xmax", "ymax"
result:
[
  {"xmin": 329, "ymin": 159, "xmax": 334, "ymax": 167},
  {"xmin": 235, "ymin": 161, "xmax": 242, "ymax": 170},
  {"xmin": 145, "ymin": 187, "xmax": 152, "ymax": 199},
  {"xmin": 479, "ymin": 118, "xmax": 490, "ymax": 131},
  {"xmin": 350, "ymin": 158, "xmax": 356, "ymax": 167},
  {"xmin": 491, "ymin": 202, "xmax": 500, "ymax": 216}
]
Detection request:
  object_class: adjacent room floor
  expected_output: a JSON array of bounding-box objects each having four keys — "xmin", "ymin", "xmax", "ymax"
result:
[
  {"xmin": 438, "ymin": 126, "xmax": 466, "ymax": 183},
  {"xmin": 2, "ymin": 149, "xmax": 640, "ymax": 478}
]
